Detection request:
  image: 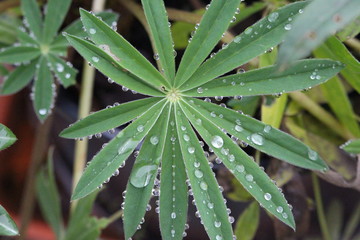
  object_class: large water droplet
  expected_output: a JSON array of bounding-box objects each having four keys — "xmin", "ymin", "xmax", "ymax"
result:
[
  {"xmin": 235, "ymin": 125, "xmax": 243, "ymax": 132},
  {"xmin": 200, "ymin": 181, "xmax": 208, "ymax": 190},
  {"xmin": 89, "ymin": 28, "xmax": 96, "ymax": 34},
  {"xmin": 171, "ymin": 212, "xmax": 177, "ymax": 219},
  {"xmin": 245, "ymin": 174, "xmax": 253, "ymax": 182},
  {"xmin": 92, "ymin": 56, "xmax": 99, "ymax": 62},
  {"xmin": 308, "ymin": 149, "xmax": 318, "ymax": 160},
  {"xmin": 130, "ymin": 164, "xmax": 158, "ymax": 188},
  {"xmin": 207, "ymin": 202, "xmax": 214, "ymax": 209},
  {"xmin": 276, "ymin": 206, "xmax": 283, "ymax": 213},
  {"xmin": 216, "ymin": 235, "xmax": 223, "ymax": 240},
  {"xmin": 268, "ymin": 12, "xmax": 279, "ymax": 22},
  {"xmin": 197, "ymin": 87, "xmax": 203, "ymax": 93},
  {"xmin": 211, "ymin": 135, "xmax": 224, "ymax": 149},
  {"xmin": 264, "ymin": 193, "xmax": 272, "ymax": 201},
  {"xmin": 214, "ymin": 221, "xmax": 222, "ymax": 228},
  {"xmin": 194, "ymin": 169, "xmax": 203, "ymax": 178},
  {"xmin": 39, "ymin": 108, "xmax": 47, "ymax": 115},
  {"xmin": 251, "ymin": 133, "xmax": 264, "ymax": 145},
  {"xmin": 188, "ymin": 146, "xmax": 195, "ymax": 154},
  {"xmin": 235, "ymin": 165, "xmax": 245, "ymax": 173},
  {"xmin": 183, "ymin": 134, "xmax": 190, "ymax": 142},
  {"xmin": 150, "ymin": 136, "xmax": 159, "ymax": 145}
]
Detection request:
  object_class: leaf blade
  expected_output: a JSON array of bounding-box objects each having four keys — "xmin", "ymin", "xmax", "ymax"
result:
[
  {"xmin": 0, "ymin": 124, "xmax": 17, "ymax": 151},
  {"xmin": 175, "ymin": 0, "xmax": 241, "ymax": 87},
  {"xmin": 21, "ymin": 0, "xmax": 42, "ymax": 40},
  {"xmin": 0, "ymin": 46, "xmax": 40, "ymax": 64},
  {"xmin": 141, "ymin": 0, "xmax": 175, "ymax": 83},
  {"xmin": 340, "ymin": 139, "xmax": 360, "ymax": 154},
  {"xmin": 235, "ymin": 202, "xmax": 260, "ymax": 240},
  {"xmin": 183, "ymin": 59, "xmax": 343, "ymax": 97},
  {"xmin": 47, "ymin": 54, "xmax": 77, "ymax": 88},
  {"xmin": 71, "ymin": 100, "xmax": 167, "ymax": 200},
  {"xmin": 0, "ymin": 205, "xmax": 19, "ymax": 236}
]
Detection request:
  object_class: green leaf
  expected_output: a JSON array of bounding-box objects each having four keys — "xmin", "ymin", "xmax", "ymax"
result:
[
  {"xmin": 325, "ymin": 199, "xmax": 343, "ymax": 240},
  {"xmin": 51, "ymin": 11, "xmax": 119, "ymax": 48},
  {"xmin": 17, "ymin": 28, "xmax": 38, "ymax": 46},
  {"xmin": 64, "ymin": 34, "xmax": 164, "ymax": 96},
  {"xmin": 337, "ymin": 15, "xmax": 360, "ymax": 41},
  {"xmin": 234, "ymin": 202, "xmax": 260, "ymax": 240},
  {"xmin": 42, "ymin": 0, "xmax": 72, "ymax": 44},
  {"xmin": 313, "ymin": 35, "xmax": 360, "ymax": 94},
  {"xmin": 184, "ymin": 98, "xmax": 328, "ymax": 171},
  {"xmin": 180, "ymin": 1, "xmax": 308, "ymax": 90},
  {"xmin": 36, "ymin": 148, "xmax": 64, "ymax": 239},
  {"xmin": 71, "ymin": 100, "xmax": 167, "ymax": 200},
  {"xmin": 1, "ymin": 60, "xmax": 37, "ymax": 95},
  {"xmin": 183, "ymin": 59, "xmax": 343, "ymax": 97},
  {"xmin": 33, "ymin": 57, "xmax": 54, "ymax": 121},
  {"xmin": 175, "ymin": 0, "xmax": 241, "ymax": 87},
  {"xmin": 340, "ymin": 139, "xmax": 360, "ymax": 154},
  {"xmin": 0, "ymin": 205, "xmax": 19, "ymax": 236},
  {"xmin": 0, "ymin": 45, "xmax": 40, "ymax": 64},
  {"xmin": 343, "ymin": 202, "xmax": 360, "ymax": 240},
  {"xmin": 0, "ymin": 16, "xmax": 19, "ymax": 45},
  {"xmin": 47, "ymin": 54, "xmax": 77, "ymax": 87},
  {"xmin": 79, "ymin": 9, "xmax": 170, "ymax": 90},
  {"xmin": 60, "ymin": 97, "xmax": 161, "ymax": 139},
  {"xmin": 65, "ymin": 218, "xmax": 102, "ymax": 240},
  {"xmin": 124, "ymin": 104, "xmax": 171, "ymax": 239},
  {"xmin": 175, "ymin": 105, "xmax": 234, "ymax": 240},
  {"xmin": 278, "ymin": 0, "xmax": 360, "ymax": 65},
  {"xmin": 141, "ymin": 0, "xmax": 175, "ymax": 83},
  {"xmin": 21, "ymin": 0, "xmax": 42, "ymax": 40},
  {"xmin": 180, "ymin": 100, "xmax": 295, "ymax": 229},
  {"xmin": 0, "ymin": 124, "xmax": 17, "ymax": 151},
  {"xmin": 227, "ymin": 96, "xmax": 260, "ymax": 117},
  {"xmin": 159, "ymin": 106, "xmax": 188, "ymax": 240},
  {"xmin": 261, "ymin": 94, "xmax": 288, "ymax": 129}
]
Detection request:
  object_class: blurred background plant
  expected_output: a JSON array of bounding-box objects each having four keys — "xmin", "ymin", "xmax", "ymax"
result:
[{"xmin": 0, "ymin": 0, "xmax": 359, "ymax": 239}]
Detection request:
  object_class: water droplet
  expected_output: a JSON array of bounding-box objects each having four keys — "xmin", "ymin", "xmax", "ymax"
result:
[
  {"xmin": 216, "ymin": 235, "xmax": 223, "ymax": 240},
  {"xmin": 171, "ymin": 212, "xmax": 177, "ymax": 219},
  {"xmin": 236, "ymin": 165, "xmax": 245, "ymax": 172},
  {"xmin": 210, "ymin": 111, "xmax": 217, "ymax": 117},
  {"xmin": 89, "ymin": 28, "xmax": 96, "ymax": 34},
  {"xmin": 183, "ymin": 134, "xmax": 190, "ymax": 142},
  {"xmin": 234, "ymin": 36, "xmax": 241, "ymax": 43},
  {"xmin": 56, "ymin": 63, "xmax": 64, "ymax": 72},
  {"xmin": 228, "ymin": 154, "xmax": 235, "ymax": 162},
  {"xmin": 214, "ymin": 221, "xmax": 222, "ymax": 228},
  {"xmin": 197, "ymin": 87, "xmax": 203, "ymax": 93},
  {"xmin": 211, "ymin": 135, "xmax": 224, "ymax": 149},
  {"xmin": 276, "ymin": 206, "xmax": 283, "ymax": 213},
  {"xmin": 181, "ymin": 126, "xmax": 186, "ymax": 131},
  {"xmin": 194, "ymin": 162, "xmax": 200, "ymax": 168},
  {"xmin": 308, "ymin": 149, "xmax": 318, "ymax": 160},
  {"xmin": 230, "ymin": 16, "xmax": 236, "ymax": 23},
  {"xmin": 150, "ymin": 136, "xmax": 159, "ymax": 145},
  {"xmin": 188, "ymin": 146, "xmax": 195, "ymax": 154},
  {"xmin": 215, "ymin": 96, "xmax": 223, "ymax": 101},
  {"xmin": 282, "ymin": 212, "xmax": 288, "ymax": 219},
  {"xmin": 244, "ymin": 27, "xmax": 253, "ymax": 34},
  {"xmin": 264, "ymin": 193, "xmax": 272, "ymax": 201},
  {"xmin": 251, "ymin": 133, "xmax": 264, "ymax": 145},
  {"xmin": 170, "ymin": 136, "xmax": 176, "ymax": 142},
  {"xmin": 263, "ymin": 125, "xmax": 271, "ymax": 133},
  {"xmin": 137, "ymin": 125, "xmax": 144, "ymax": 132},
  {"xmin": 284, "ymin": 24, "xmax": 292, "ymax": 31},
  {"xmin": 229, "ymin": 216, "xmax": 235, "ymax": 223},
  {"xmin": 92, "ymin": 56, "xmax": 99, "ymax": 62},
  {"xmin": 268, "ymin": 12, "xmax": 279, "ymax": 22},
  {"xmin": 200, "ymin": 181, "xmax": 208, "ymax": 190},
  {"xmin": 221, "ymin": 148, "xmax": 229, "ymax": 156},
  {"xmin": 235, "ymin": 8, "xmax": 240, "ymax": 14},
  {"xmin": 245, "ymin": 174, "xmax": 253, "ymax": 182},
  {"xmin": 130, "ymin": 164, "xmax": 158, "ymax": 188},
  {"xmin": 195, "ymin": 169, "xmax": 203, "ymax": 178},
  {"xmin": 207, "ymin": 202, "xmax": 214, "ymax": 209},
  {"xmin": 235, "ymin": 125, "xmax": 243, "ymax": 132},
  {"xmin": 39, "ymin": 108, "xmax": 47, "ymax": 115},
  {"xmin": 153, "ymin": 53, "xmax": 160, "ymax": 60}
]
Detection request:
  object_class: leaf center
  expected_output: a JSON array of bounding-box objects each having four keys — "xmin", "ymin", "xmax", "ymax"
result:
[{"xmin": 166, "ymin": 88, "xmax": 182, "ymax": 103}]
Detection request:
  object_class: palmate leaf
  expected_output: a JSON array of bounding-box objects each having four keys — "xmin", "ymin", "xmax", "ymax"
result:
[
  {"xmin": 180, "ymin": 100, "xmax": 295, "ymax": 228},
  {"xmin": 179, "ymin": 1, "xmax": 308, "ymax": 91},
  {"xmin": 79, "ymin": 9, "xmax": 170, "ymax": 90},
  {"xmin": 71, "ymin": 100, "xmax": 167, "ymax": 200},
  {"xmin": 278, "ymin": 0, "xmax": 360, "ymax": 65},
  {"xmin": 159, "ymin": 107, "xmax": 188, "ymax": 240},
  {"xmin": 0, "ymin": 205, "xmax": 18, "ymax": 236},
  {"xmin": 175, "ymin": 105, "xmax": 234, "ymax": 240},
  {"xmin": 141, "ymin": 0, "xmax": 175, "ymax": 83},
  {"xmin": 0, "ymin": 124, "xmax": 16, "ymax": 151},
  {"xmin": 60, "ymin": 97, "xmax": 162, "ymax": 139},
  {"xmin": 64, "ymin": 34, "xmax": 164, "ymax": 96},
  {"xmin": 184, "ymin": 98, "xmax": 328, "ymax": 171},
  {"xmin": 0, "ymin": 59, "xmax": 37, "ymax": 95},
  {"xmin": 175, "ymin": 0, "xmax": 241, "ymax": 87},
  {"xmin": 0, "ymin": 45, "xmax": 40, "ymax": 64},
  {"xmin": 183, "ymin": 59, "xmax": 343, "ymax": 97},
  {"xmin": 124, "ymin": 104, "xmax": 171, "ymax": 239}
]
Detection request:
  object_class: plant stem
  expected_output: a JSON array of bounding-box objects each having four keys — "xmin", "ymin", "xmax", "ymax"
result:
[
  {"xmin": 312, "ymin": 173, "xmax": 332, "ymax": 240},
  {"xmin": 70, "ymin": 0, "xmax": 106, "ymax": 213},
  {"xmin": 19, "ymin": 116, "xmax": 53, "ymax": 239},
  {"xmin": 289, "ymin": 92, "xmax": 354, "ymax": 139},
  {"xmin": 345, "ymin": 38, "xmax": 360, "ymax": 53},
  {"xmin": 107, "ymin": 209, "xmax": 123, "ymax": 224}
]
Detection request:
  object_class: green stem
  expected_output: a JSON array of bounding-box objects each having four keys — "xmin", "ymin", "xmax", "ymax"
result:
[
  {"xmin": 289, "ymin": 92, "xmax": 354, "ymax": 139},
  {"xmin": 106, "ymin": 209, "xmax": 123, "ymax": 224},
  {"xmin": 70, "ymin": 0, "xmax": 106, "ymax": 213},
  {"xmin": 254, "ymin": 150, "xmax": 261, "ymax": 164},
  {"xmin": 312, "ymin": 173, "xmax": 332, "ymax": 240}
]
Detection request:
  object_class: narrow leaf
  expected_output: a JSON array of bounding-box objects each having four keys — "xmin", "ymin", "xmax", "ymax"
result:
[
  {"xmin": 17, "ymin": 28, "xmax": 38, "ymax": 46},
  {"xmin": 181, "ymin": 1, "xmax": 308, "ymax": 90},
  {"xmin": 159, "ymin": 106, "xmax": 188, "ymax": 240},
  {"xmin": 235, "ymin": 202, "xmax": 260, "ymax": 240},
  {"xmin": 36, "ymin": 148, "xmax": 64, "ymax": 239},
  {"xmin": 47, "ymin": 54, "xmax": 77, "ymax": 88},
  {"xmin": 184, "ymin": 98, "xmax": 328, "ymax": 171},
  {"xmin": 79, "ymin": 9, "xmax": 170, "ymax": 90},
  {"xmin": 337, "ymin": 15, "xmax": 360, "ymax": 41},
  {"xmin": 124, "ymin": 104, "xmax": 171, "ymax": 239},
  {"xmin": 0, "ymin": 124, "xmax": 16, "ymax": 151},
  {"xmin": 33, "ymin": 57, "xmax": 54, "ymax": 121},
  {"xmin": 343, "ymin": 203, "xmax": 360, "ymax": 240},
  {"xmin": 175, "ymin": 0, "xmax": 241, "ymax": 87},
  {"xmin": 0, "ymin": 205, "xmax": 18, "ymax": 236},
  {"xmin": 325, "ymin": 199, "xmax": 343, "ymax": 240},
  {"xmin": 21, "ymin": 0, "xmax": 42, "ymax": 40},
  {"xmin": 340, "ymin": 139, "xmax": 360, "ymax": 154},
  {"xmin": 141, "ymin": 0, "xmax": 175, "ymax": 83},
  {"xmin": 180, "ymin": 100, "xmax": 295, "ymax": 229},
  {"xmin": 42, "ymin": 0, "xmax": 72, "ymax": 44},
  {"xmin": 64, "ymin": 34, "xmax": 164, "ymax": 96},
  {"xmin": 261, "ymin": 94, "xmax": 288, "ymax": 129},
  {"xmin": 0, "ymin": 46, "xmax": 40, "ymax": 64},
  {"xmin": 278, "ymin": 0, "xmax": 360, "ymax": 65},
  {"xmin": 183, "ymin": 59, "xmax": 343, "ymax": 97},
  {"xmin": 60, "ymin": 97, "xmax": 161, "ymax": 139},
  {"xmin": 175, "ymin": 105, "xmax": 234, "ymax": 240},
  {"xmin": 71, "ymin": 100, "xmax": 167, "ymax": 200},
  {"xmin": 1, "ymin": 60, "xmax": 37, "ymax": 95}
]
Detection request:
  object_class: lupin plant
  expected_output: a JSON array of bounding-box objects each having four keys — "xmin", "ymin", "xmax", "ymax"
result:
[
  {"xmin": 0, "ymin": 0, "xmax": 117, "ymax": 121},
  {"xmin": 60, "ymin": 0, "xmax": 343, "ymax": 239}
]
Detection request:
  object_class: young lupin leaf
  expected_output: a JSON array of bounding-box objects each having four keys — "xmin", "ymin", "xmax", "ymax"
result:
[{"xmin": 62, "ymin": 0, "xmax": 343, "ymax": 239}]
